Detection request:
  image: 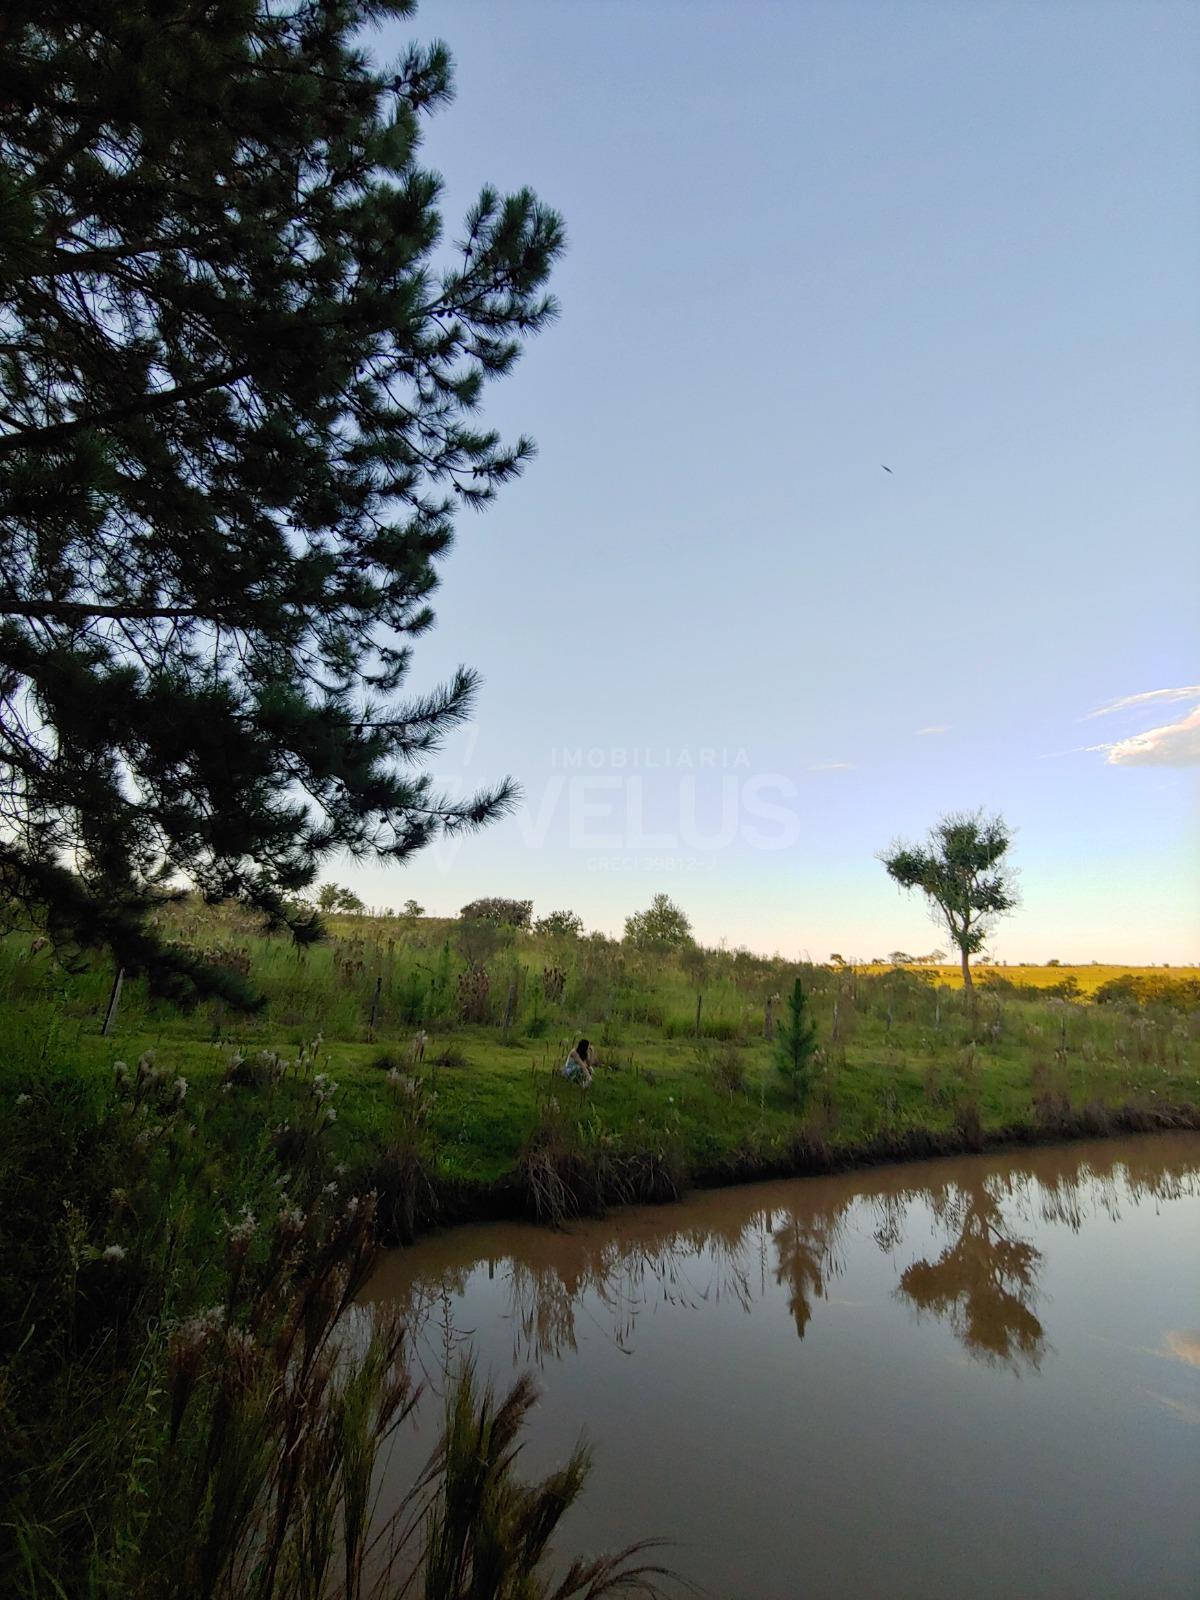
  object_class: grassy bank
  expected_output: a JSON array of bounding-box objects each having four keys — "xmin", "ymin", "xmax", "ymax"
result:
[
  {"xmin": 2, "ymin": 908, "xmax": 1198, "ymax": 1594},
  {"xmin": 0, "ymin": 1029, "xmax": 673, "ymax": 1598},
  {"xmin": 3, "ymin": 907, "xmax": 1198, "ymax": 1212}
]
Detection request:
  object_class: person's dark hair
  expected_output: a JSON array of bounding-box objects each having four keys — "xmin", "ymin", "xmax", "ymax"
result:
[{"xmin": 576, "ymin": 1038, "xmax": 590, "ymax": 1059}]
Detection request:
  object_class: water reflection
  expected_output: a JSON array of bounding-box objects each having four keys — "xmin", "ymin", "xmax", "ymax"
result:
[
  {"xmin": 894, "ymin": 1180, "xmax": 1046, "ymax": 1370},
  {"xmin": 364, "ymin": 1137, "xmax": 1200, "ymax": 1600},
  {"xmin": 366, "ymin": 1139, "xmax": 1200, "ymax": 1380},
  {"xmin": 770, "ymin": 1204, "xmax": 846, "ymax": 1340}
]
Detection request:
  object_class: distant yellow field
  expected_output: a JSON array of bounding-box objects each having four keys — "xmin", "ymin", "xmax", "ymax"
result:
[{"xmin": 858, "ymin": 963, "xmax": 1199, "ymax": 995}]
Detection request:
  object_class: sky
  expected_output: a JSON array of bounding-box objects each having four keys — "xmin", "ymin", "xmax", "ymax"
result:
[{"xmin": 340, "ymin": 0, "xmax": 1200, "ymax": 964}]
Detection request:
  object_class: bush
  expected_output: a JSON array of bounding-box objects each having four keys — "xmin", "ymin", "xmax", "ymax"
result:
[
  {"xmin": 430, "ymin": 1045, "xmax": 472, "ymax": 1069},
  {"xmin": 460, "ymin": 897, "xmax": 533, "ymax": 929},
  {"xmin": 1095, "ymin": 973, "xmax": 1200, "ymax": 1012},
  {"xmin": 623, "ymin": 893, "xmax": 692, "ymax": 952},
  {"xmin": 977, "ymin": 972, "xmax": 1016, "ymax": 996},
  {"xmin": 1, "ymin": 1060, "xmax": 663, "ymax": 1597},
  {"xmin": 706, "ymin": 1042, "xmax": 748, "ymax": 1099},
  {"xmin": 1043, "ymin": 975, "xmax": 1082, "ymax": 1000},
  {"xmin": 705, "ymin": 1017, "xmax": 742, "ymax": 1043}
]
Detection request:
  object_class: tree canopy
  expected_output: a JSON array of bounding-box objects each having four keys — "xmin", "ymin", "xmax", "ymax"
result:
[
  {"xmin": 0, "ymin": 0, "xmax": 563, "ymax": 1001},
  {"xmin": 316, "ymin": 883, "xmax": 365, "ymax": 915},
  {"xmin": 880, "ymin": 811, "xmax": 1018, "ymax": 992},
  {"xmin": 459, "ymin": 897, "xmax": 533, "ymax": 929},
  {"xmin": 534, "ymin": 908, "xmax": 584, "ymax": 939},
  {"xmin": 624, "ymin": 893, "xmax": 693, "ymax": 952}
]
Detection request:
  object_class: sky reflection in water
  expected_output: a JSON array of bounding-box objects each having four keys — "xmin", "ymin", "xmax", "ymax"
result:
[{"xmin": 366, "ymin": 1135, "xmax": 1200, "ymax": 1600}]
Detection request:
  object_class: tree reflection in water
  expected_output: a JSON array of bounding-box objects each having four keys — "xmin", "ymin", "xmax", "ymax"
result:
[
  {"xmin": 770, "ymin": 1206, "xmax": 847, "ymax": 1339},
  {"xmin": 373, "ymin": 1140, "xmax": 1199, "ymax": 1380},
  {"xmin": 893, "ymin": 1179, "xmax": 1047, "ymax": 1371}
]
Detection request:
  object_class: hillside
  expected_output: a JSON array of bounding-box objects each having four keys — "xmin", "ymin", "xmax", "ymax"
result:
[{"xmin": 4, "ymin": 904, "xmax": 1197, "ymax": 1205}]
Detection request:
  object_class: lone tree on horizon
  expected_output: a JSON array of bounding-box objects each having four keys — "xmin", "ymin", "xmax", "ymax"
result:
[
  {"xmin": 0, "ymin": 0, "xmax": 563, "ymax": 1003},
  {"xmin": 879, "ymin": 811, "xmax": 1018, "ymax": 995}
]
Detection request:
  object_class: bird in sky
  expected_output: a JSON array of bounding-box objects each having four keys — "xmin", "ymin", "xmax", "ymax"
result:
[{"xmin": 881, "ymin": 464, "xmax": 893, "ymax": 474}]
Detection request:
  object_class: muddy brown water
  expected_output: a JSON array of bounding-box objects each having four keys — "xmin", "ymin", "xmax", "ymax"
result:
[{"xmin": 363, "ymin": 1134, "xmax": 1200, "ymax": 1599}]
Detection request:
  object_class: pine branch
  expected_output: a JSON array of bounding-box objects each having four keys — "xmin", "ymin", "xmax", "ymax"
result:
[{"xmin": 0, "ymin": 364, "xmax": 255, "ymax": 456}]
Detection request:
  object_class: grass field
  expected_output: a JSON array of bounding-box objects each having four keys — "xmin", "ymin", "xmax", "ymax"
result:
[
  {"xmin": 4, "ymin": 907, "xmax": 1198, "ymax": 1197},
  {"xmin": 861, "ymin": 962, "xmax": 1193, "ymax": 995}
]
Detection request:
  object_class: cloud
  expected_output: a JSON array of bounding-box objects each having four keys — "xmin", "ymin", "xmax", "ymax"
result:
[
  {"xmin": 1164, "ymin": 1330, "xmax": 1200, "ymax": 1370},
  {"xmin": 915, "ymin": 725, "xmax": 948, "ymax": 736},
  {"xmin": 809, "ymin": 761, "xmax": 853, "ymax": 771},
  {"xmin": 1077, "ymin": 682, "xmax": 1200, "ymax": 768},
  {"xmin": 1102, "ymin": 706, "xmax": 1200, "ymax": 768},
  {"xmin": 1086, "ymin": 684, "xmax": 1200, "ymax": 719}
]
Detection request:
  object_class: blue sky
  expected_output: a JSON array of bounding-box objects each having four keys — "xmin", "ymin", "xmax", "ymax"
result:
[{"xmin": 344, "ymin": 0, "xmax": 1200, "ymax": 963}]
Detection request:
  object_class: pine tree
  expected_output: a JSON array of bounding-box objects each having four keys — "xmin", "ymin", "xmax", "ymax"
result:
[
  {"xmin": 0, "ymin": 1, "xmax": 564, "ymax": 1002},
  {"xmin": 776, "ymin": 977, "xmax": 819, "ymax": 1107}
]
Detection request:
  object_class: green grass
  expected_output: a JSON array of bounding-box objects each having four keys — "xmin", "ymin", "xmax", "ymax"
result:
[{"xmin": 4, "ymin": 908, "xmax": 1198, "ymax": 1200}]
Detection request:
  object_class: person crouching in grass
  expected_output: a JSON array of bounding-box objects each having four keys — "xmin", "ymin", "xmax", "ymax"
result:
[{"xmin": 561, "ymin": 1037, "xmax": 595, "ymax": 1088}]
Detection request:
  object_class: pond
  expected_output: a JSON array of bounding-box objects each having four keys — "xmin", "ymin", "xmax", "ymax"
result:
[{"xmin": 365, "ymin": 1134, "xmax": 1200, "ymax": 1598}]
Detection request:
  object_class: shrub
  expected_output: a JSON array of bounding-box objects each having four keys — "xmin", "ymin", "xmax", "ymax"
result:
[
  {"xmin": 1095, "ymin": 973, "xmax": 1200, "ymax": 1012},
  {"xmin": 1043, "ymin": 975, "xmax": 1081, "ymax": 1000},
  {"xmin": 460, "ymin": 897, "xmax": 533, "ymax": 928},
  {"xmin": 1, "ymin": 1060, "xmax": 664, "ymax": 1598},
  {"xmin": 456, "ymin": 966, "xmax": 491, "ymax": 1023},
  {"xmin": 705, "ymin": 1017, "xmax": 742, "ymax": 1043},
  {"xmin": 371, "ymin": 1071, "xmax": 439, "ymax": 1242},
  {"xmin": 1031, "ymin": 1056, "xmax": 1071, "ymax": 1123},
  {"xmin": 707, "ymin": 1042, "xmax": 748, "ymax": 1099},
  {"xmin": 624, "ymin": 893, "xmax": 692, "ymax": 952},
  {"xmin": 953, "ymin": 1097, "xmax": 983, "ymax": 1149},
  {"xmin": 223, "ymin": 1048, "xmax": 287, "ymax": 1089},
  {"xmin": 977, "ymin": 972, "xmax": 1016, "ymax": 997}
]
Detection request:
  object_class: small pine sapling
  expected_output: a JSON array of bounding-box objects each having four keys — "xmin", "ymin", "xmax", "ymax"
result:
[{"xmin": 776, "ymin": 978, "xmax": 819, "ymax": 1108}]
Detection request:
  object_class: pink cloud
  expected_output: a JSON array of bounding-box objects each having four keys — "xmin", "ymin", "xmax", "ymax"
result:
[{"xmin": 1104, "ymin": 706, "xmax": 1200, "ymax": 768}]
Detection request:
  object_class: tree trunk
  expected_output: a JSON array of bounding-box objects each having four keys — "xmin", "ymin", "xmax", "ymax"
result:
[{"xmin": 959, "ymin": 945, "xmax": 973, "ymax": 994}]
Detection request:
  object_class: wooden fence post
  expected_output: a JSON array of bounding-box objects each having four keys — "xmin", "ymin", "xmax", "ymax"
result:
[
  {"xmin": 368, "ymin": 975, "xmax": 382, "ymax": 1040},
  {"xmin": 101, "ymin": 967, "xmax": 125, "ymax": 1036}
]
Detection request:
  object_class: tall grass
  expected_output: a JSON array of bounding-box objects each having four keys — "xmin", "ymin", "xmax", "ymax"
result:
[{"xmin": 0, "ymin": 1055, "xmax": 676, "ymax": 1598}]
